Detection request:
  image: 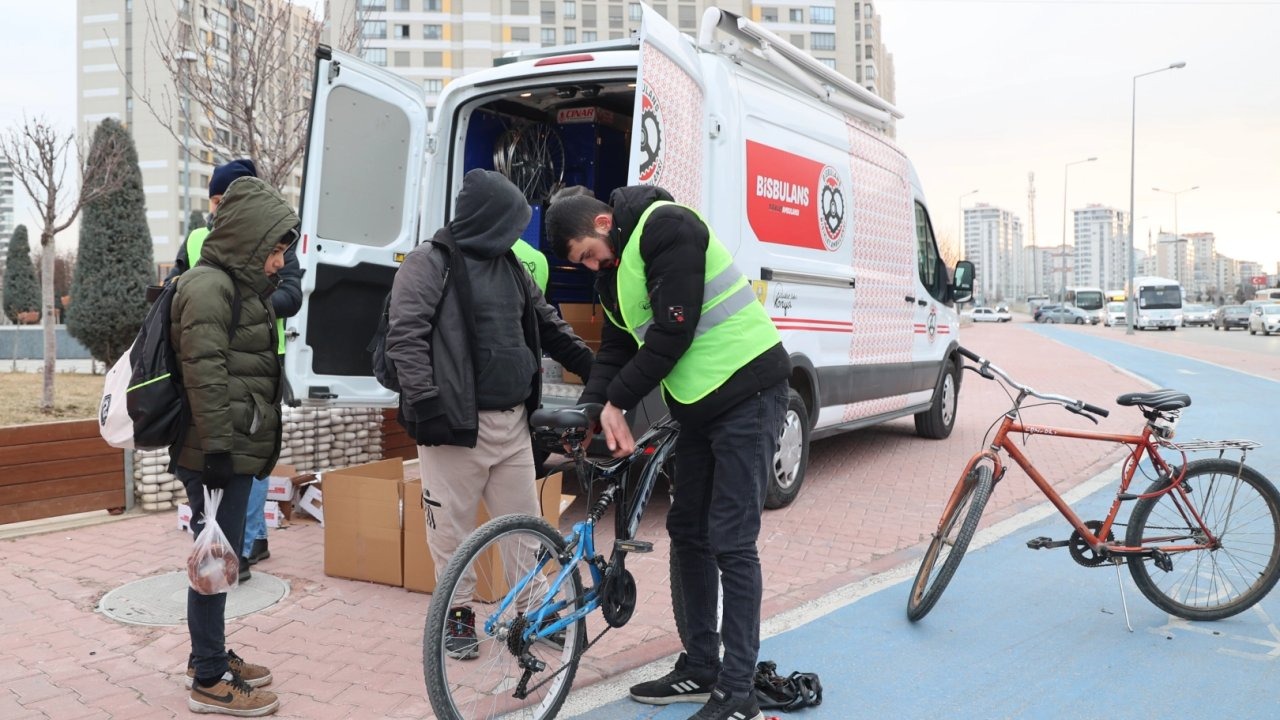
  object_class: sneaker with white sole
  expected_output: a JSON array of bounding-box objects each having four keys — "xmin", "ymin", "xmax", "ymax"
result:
[
  {"xmin": 629, "ymin": 653, "xmax": 716, "ymax": 705},
  {"xmin": 186, "ymin": 649, "xmax": 272, "ymax": 688},
  {"xmin": 188, "ymin": 671, "xmax": 279, "ymax": 717},
  {"xmin": 687, "ymin": 687, "xmax": 764, "ymax": 720}
]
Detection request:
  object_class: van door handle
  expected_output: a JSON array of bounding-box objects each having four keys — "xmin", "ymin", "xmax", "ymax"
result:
[
  {"xmin": 905, "ymin": 296, "xmax": 928, "ymax": 307},
  {"xmin": 905, "ymin": 295, "xmax": 916, "ymax": 304}
]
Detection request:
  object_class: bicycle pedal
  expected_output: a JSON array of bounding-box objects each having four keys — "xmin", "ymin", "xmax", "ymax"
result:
[
  {"xmin": 1026, "ymin": 537, "xmax": 1069, "ymax": 550},
  {"xmin": 1151, "ymin": 549, "xmax": 1173, "ymax": 573},
  {"xmin": 614, "ymin": 539, "xmax": 654, "ymax": 554}
]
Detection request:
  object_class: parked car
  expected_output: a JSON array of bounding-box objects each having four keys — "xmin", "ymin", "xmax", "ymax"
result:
[
  {"xmin": 964, "ymin": 306, "xmax": 1011, "ymax": 323},
  {"xmin": 1181, "ymin": 304, "xmax": 1214, "ymax": 327},
  {"xmin": 1104, "ymin": 301, "xmax": 1127, "ymax": 327},
  {"xmin": 1039, "ymin": 305, "xmax": 1090, "ymax": 324},
  {"xmin": 1249, "ymin": 304, "xmax": 1280, "ymax": 335},
  {"xmin": 1033, "ymin": 303, "xmax": 1061, "ymax": 322},
  {"xmin": 1213, "ymin": 305, "xmax": 1250, "ymax": 331}
]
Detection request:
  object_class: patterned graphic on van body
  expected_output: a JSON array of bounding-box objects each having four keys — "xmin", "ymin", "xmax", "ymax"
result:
[
  {"xmin": 637, "ymin": 44, "xmax": 703, "ymax": 208},
  {"xmin": 841, "ymin": 118, "xmax": 916, "ymax": 423}
]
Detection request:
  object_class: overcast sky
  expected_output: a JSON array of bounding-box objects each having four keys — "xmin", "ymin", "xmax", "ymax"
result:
[
  {"xmin": 875, "ymin": 0, "xmax": 1280, "ymax": 271},
  {"xmin": 3, "ymin": 0, "xmax": 1278, "ymax": 271}
]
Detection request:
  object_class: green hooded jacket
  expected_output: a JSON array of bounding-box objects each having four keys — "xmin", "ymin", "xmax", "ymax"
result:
[{"xmin": 170, "ymin": 177, "xmax": 300, "ymax": 476}]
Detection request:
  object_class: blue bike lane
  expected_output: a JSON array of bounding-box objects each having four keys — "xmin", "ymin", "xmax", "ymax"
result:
[{"xmin": 569, "ymin": 328, "xmax": 1280, "ymax": 719}]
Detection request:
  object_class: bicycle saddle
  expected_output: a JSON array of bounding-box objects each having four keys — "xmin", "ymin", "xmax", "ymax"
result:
[
  {"xmin": 530, "ymin": 403, "xmax": 603, "ymax": 430},
  {"xmin": 1115, "ymin": 389, "xmax": 1191, "ymax": 411}
]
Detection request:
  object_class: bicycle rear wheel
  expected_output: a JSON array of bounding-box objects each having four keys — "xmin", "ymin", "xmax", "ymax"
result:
[
  {"xmin": 1126, "ymin": 458, "xmax": 1280, "ymax": 621},
  {"xmin": 907, "ymin": 466, "xmax": 994, "ymax": 622},
  {"xmin": 424, "ymin": 514, "xmax": 586, "ymax": 720}
]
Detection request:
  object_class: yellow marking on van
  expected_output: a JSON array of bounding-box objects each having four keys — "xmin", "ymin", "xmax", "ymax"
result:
[
  {"xmin": 394, "ymin": 252, "xmax": 407, "ymax": 263},
  {"xmin": 751, "ymin": 280, "xmax": 768, "ymax": 304}
]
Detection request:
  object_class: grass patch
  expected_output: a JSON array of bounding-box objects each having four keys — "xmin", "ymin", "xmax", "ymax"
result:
[{"xmin": 0, "ymin": 373, "xmax": 103, "ymax": 427}]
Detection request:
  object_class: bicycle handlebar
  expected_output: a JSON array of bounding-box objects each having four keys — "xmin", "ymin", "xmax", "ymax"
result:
[{"xmin": 956, "ymin": 346, "xmax": 1110, "ymax": 418}]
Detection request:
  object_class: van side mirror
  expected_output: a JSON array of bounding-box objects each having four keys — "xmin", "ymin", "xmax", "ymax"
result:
[{"xmin": 952, "ymin": 260, "xmax": 975, "ymax": 304}]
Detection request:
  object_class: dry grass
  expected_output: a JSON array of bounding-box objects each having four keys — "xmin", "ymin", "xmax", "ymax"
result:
[{"xmin": 0, "ymin": 372, "xmax": 104, "ymax": 427}]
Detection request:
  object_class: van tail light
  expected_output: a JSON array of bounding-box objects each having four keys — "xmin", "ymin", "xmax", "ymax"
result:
[{"xmin": 535, "ymin": 54, "xmax": 594, "ymax": 66}]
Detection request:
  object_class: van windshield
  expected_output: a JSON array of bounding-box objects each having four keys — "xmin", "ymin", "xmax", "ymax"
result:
[{"xmin": 1138, "ymin": 286, "xmax": 1181, "ymax": 310}]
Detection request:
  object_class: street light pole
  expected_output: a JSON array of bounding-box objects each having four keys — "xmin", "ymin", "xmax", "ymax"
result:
[
  {"xmin": 1061, "ymin": 156, "xmax": 1097, "ymax": 301},
  {"xmin": 1152, "ymin": 185, "xmax": 1199, "ymax": 287},
  {"xmin": 1126, "ymin": 61, "xmax": 1187, "ymax": 336}
]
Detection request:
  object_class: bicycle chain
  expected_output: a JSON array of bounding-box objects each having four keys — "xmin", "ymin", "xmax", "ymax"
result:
[{"xmin": 516, "ymin": 622, "xmax": 613, "ymax": 698}]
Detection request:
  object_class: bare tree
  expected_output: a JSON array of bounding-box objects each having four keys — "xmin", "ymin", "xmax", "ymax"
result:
[
  {"xmin": 0, "ymin": 118, "xmax": 129, "ymax": 412},
  {"xmin": 937, "ymin": 231, "xmax": 962, "ymax": 268},
  {"xmin": 115, "ymin": 0, "xmax": 322, "ymax": 191}
]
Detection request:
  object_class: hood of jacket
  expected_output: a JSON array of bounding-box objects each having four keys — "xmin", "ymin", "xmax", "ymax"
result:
[
  {"xmin": 201, "ymin": 176, "xmax": 300, "ymax": 298},
  {"xmin": 448, "ymin": 169, "xmax": 532, "ymax": 259},
  {"xmin": 608, "ymin": 185, "xmax": 674, "ymax": 254}
]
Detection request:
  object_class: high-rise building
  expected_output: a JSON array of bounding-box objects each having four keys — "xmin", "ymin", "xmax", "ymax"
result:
[
  {"xmin": 1215, "ymin": 255, "xmax": 1238, "ymax": 303},
  {"xmin": 1186, "ymin": 231, "xmax": 1216, "ymax": 297},
  {"xmin": 1155, "ymin": 232, "xmax": 1192, "ymax": 286},
  {"xmin": 1022, "ymin": 245, "xmax": 1057, "ymax": 298},
  {"xmin": 1071, "ymin": 204, "xmax": 1127, "ymax": 291},
  {"xmin": 77, "ymin": 0, "xmax": 317, "ymax": 272},
  {"xmin": 0, "ymin": 159, "xmax": 14, "ymax": 258},
  {"xmin": 325, "ymin": 0, "xmax": 894, "ymax": 121},
  {"xmin": 963, "ymin": 204, "xmax": 1023, "ymax": 303}
]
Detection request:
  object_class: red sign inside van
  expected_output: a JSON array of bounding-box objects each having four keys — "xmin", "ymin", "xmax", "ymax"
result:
[{"xmin": 746, "ymin": 141, "xmax": 844, "ymax": 251}]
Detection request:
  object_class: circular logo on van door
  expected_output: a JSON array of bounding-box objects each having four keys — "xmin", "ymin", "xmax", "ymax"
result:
[
  {"xmin": 818, "ymin": 166, "xmax": 845, "ymax": 250},
  {"xmin": 638, "ymin": 83, "xmax": 664, "ymax": 184}
]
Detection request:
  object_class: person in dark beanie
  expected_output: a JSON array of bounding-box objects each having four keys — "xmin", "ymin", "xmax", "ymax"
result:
[
  {"xmin": 167, "ymin": 159, "xmax": 301, "ymax": 581},
  {"xmin": 385, "ymin": 169, "xmax": 593, "ymax": 659},
  {"xmin": 546, "ymin": 186, "xmax": 790, "ymax": 720},
  {"xmin": 172, "ymin": 176, "xmax": 298, "ymax": 716}
]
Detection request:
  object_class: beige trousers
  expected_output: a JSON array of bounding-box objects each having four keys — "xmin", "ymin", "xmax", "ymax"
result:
[{"xmin": 416, "ymin": 407, "xmax": 538, "ymax": 604}]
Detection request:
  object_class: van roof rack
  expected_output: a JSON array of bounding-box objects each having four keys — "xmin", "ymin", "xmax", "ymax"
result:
[
  {"xmin": 494, "ymin": 37, "xmax": 640, "ymax": 67},
  {"xmin": 697, "ymin": 7, "xmax": 903, "ymax": 130}
]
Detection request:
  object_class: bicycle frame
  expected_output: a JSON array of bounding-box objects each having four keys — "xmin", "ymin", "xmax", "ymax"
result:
[
  {"xmin": 484, "ymin": 420, "xmax": 680, "ymax": 645},
  {"xmin": 951, "ymin": 411, "xmax": 1220, "ymax": 558}
]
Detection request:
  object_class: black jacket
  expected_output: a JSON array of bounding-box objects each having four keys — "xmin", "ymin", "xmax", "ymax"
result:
[
  {"xmin": 386, "ymin": 227, "xmax": 594, "ymax": 447},
  {"xmin": 580, "ymin": 186, "xmax": 790, "ymax": 424}
]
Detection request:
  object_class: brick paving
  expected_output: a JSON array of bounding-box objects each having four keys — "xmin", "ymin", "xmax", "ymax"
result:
[{"xmin": 0, "ymin": 323, "xmax": 1153, "ymax": 719}]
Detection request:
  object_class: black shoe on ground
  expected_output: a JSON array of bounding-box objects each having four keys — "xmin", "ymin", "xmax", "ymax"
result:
[
  {"xmin": 629, "ymin": 653, "xmax": 715, "ymax": 706},
  {"xmin": 687, "ymin": 688, "xmax": 763, "ymax": 720},
  {"xmin": 445, "ymin": 606, "xmax": 479, "ymax": 660},
  {"xmin": 238, "ymin": 557, "xmax": 251, "ymax": 584},
  {"xmin": 247, "ymin": 539, "xmax": 270, "ymax": 565}
]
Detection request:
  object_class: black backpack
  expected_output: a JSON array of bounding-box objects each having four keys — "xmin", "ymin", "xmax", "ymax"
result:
[
  {"xmin": 127, "ymin": 275, "xmax": 240, "ymax": 450},
  {"xmin": 753, "ymin": 661, "xmax": 823, "ymax": 712}
]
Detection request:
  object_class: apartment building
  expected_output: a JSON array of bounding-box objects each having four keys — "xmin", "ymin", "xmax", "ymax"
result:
[
  {"xmin": 1215, "ymin": 255, "xmax": 1238, "ymax": 302},
  {"xmin": 77, "ymin": 0, "xmax": 316, "ymax": 272},
  {"xmin": 1071, "ymin": 204, "xmax": 1126, "ymax": 291},
  {"xmin": 963, "ymin": 204, "xmax": 1024, "ymax": 303},
  {"xmin": 1021, "ymin": 244, "xmax": 1058, "ymax": 299},
  {"xmin": 327, "ymin": 0, "xmax": 894, "ymax": 121},
  {"xmin": 1185, "ymin": 231, "xmax": 1216, "ymax": 296},
  {"xmin": 1155, "ymin": 233, "xmax": 1192, "ymax": 288}
]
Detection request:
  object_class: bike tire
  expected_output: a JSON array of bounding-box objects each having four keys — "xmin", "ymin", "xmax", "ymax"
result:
[
  {"xmin": 907, "ymin": 466, "xmax": 994, "ymax": 622},
  {"xmin": 424, "ymin": 514, "xmax": 586, "ymax": 720},
  {"xmin": 1126, "ymin": 458, "xmax": 1280, "ymax": 621}
]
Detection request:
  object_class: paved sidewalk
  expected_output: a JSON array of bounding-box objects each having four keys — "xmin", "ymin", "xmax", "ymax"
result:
[{"xmin": 0, "ymin": 324, "xmax": 1148, "ymax": 718}]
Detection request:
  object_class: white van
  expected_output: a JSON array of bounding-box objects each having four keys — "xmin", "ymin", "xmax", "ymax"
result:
[{"xmin": 286, "ymin": 7, "xmax": 973, "ymax": 507}]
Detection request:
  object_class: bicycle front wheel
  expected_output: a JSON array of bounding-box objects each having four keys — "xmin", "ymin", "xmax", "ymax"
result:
[
  {"xmin": 907, "ymin": 466, "xmax": 994, "ymax": 622},
  {"xmin": 424, "ymin": 514, "xmax": 586, "ymax": 720},
  {"xmin": 1126, "ymin": 458, "xmax": 1280, "ymax": 621}
]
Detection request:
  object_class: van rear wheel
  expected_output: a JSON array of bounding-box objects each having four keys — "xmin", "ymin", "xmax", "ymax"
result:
[{"xmin": 766, "ymin": 389, "xmax": 810, "ymax": 509}]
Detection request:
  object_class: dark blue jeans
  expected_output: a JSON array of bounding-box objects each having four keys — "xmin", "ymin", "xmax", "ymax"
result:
[
  {"xmin": 668, "ymin": 380, "xmax": 788, "ymax": 695},
  {"xmin": 178, "ymin": 467, "xmax": 253, "ymax": 681}
]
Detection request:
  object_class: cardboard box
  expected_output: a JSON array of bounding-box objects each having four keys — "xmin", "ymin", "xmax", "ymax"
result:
[
  {"xmin": 263, "ymin": 501, "xmax": 282, "ymax": 529},
  {"xmin": 322, "ymin": 459, "xmax": 405, "ymax": 586},
  {"xmin": 401, "ymin": 472, "xmax": 570, "ymax": 599},
  {"xmin": 265, "ymin": 469, "xmax": 295, "ymax": 502},
  {"xmin": 296, "ymin": 485, "xmax": 324, "ymax": 524},
  {"xmin": 559, "ymin": 303, "xmax": 602, "ymax": 344},
  {"xmin": 177, "ymin": 503, "xmax": 193, "ymax": 533}
]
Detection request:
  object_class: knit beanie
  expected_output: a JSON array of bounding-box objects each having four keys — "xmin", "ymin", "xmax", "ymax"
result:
[{"xmin": 209, "ymin": 159, "xmax": 258, "ymax": 198}]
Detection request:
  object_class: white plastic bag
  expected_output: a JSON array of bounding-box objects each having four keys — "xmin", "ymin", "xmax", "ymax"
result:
[
  {"xmin": 98, "ymin": 347, "xmax": 135, "ymax": 449},
  {"xmin": 187, "ymin": 487, "xmax": 239, "ymax": 594}
]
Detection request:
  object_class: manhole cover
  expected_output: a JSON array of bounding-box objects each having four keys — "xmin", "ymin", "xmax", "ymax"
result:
[{"xmin": 98, "ymin": 571, "xmax": 290, "ymax": 626}]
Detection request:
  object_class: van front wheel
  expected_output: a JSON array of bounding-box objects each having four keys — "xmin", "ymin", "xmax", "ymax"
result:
[
  {"xmin": 766, "ymin": 389, "xmax": 810, "ymax": 509},
  {"xmin": 915, "ymin": 360, "xmax": 959, "ymax": 440}
]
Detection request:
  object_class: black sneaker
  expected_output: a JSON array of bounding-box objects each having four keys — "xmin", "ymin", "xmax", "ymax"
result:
[
  {"xmin": 238, "ymin": 557, "xmax": 251, "ymax": 584},
  {"xmin": 629, "ymin": 653, "xmax": 715, "ymax": 705},
  {"xmin": 687, "ymin": 688, "xmax": 763, "ymax": 720},
  {"xmin": 445, "ymin": 606, "xmax": 479, "ymax": 660},
  {"xmin": 247, "ymin": 539, "xmax": 270, "ymax": 565}
]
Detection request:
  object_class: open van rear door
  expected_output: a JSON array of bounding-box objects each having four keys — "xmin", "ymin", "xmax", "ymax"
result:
[
  {"xmin": 630, "ymin": 5, "xmax": 706, "ymax": 208},
  {"xmin": 286, "ymin": 48, "xmax": 429, "ymax": 407}
]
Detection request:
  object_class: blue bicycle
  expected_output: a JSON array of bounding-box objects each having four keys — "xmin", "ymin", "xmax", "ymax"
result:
[{"xmin": 423, "ymin": 404, "xmax": 681, "ymax": 720}]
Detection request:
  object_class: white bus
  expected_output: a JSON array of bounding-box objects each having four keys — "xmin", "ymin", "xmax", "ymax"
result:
[
  {"xmin": 1132, "ymin": 276, "xmax": 1183, "ymax": 330},
  {"xmin": 1255, "ymin": 288, "xmax": 1280, "ymax": 302},
  {"xmin": 1065, "ymin": 287, "xmax": 1105, "ymax": 325}
]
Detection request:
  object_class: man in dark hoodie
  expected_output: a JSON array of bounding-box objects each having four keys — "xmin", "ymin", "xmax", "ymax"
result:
[
  {"xmin": 546, "ymin": 186, "xmax": 790, "ymax": 720},
  {"xmin": 171, "ymin": 175, "xmax": 299, "ymax": 716},
  {"xmin": 385, "ymin": 169, "xmax": 593, "ymax": 659}
]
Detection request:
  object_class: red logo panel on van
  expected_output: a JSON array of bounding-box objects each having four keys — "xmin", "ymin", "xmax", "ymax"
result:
[{"xmin": 746, "ymin": 141, "xmax": 844, "ymax": 251}]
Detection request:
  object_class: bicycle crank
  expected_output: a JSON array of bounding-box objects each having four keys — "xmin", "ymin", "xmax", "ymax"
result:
[
  {"xmin": 600, "ymin": 566, "xmax": 637, "ymax": 628},
  {"xmin": 1068, "ymin": 520, "xmax": 1114, "ymax": 567}
]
